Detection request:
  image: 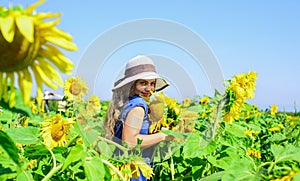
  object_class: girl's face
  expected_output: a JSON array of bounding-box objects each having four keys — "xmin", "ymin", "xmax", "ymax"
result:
[{"xmin": 134, "ymin": 79, "xmax": 156, "ymax": 97}]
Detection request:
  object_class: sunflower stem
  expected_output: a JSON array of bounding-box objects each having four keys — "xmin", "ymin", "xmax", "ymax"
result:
[
  {"xmin": 168, "ymin": 146, "xmax": 175, "ymax": 180},
  {"xmin": 48, "ymin": 148, "xmax": 56, "ymax": 168},
  {"xmin": 41, "ymin": 163, "xmax": 63, "ymax": 181},
  {"xmin": 101, "ymin": 158, "xmax": 126, "ymax": 181},
  {"xmin": 41, "ymin": 148, "xmax": 60, "ymax": 181},
  {"xmin": 65, "ymin": 134, "xmax": 79, "ymax": 148}
]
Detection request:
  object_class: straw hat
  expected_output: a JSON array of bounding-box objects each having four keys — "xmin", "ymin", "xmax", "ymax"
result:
[{"xmin": 113, "ymin": 55, "xmax": 169, "ymax": 91}]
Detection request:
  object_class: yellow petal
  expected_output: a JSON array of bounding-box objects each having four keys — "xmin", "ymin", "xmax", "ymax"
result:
[
  {"xmin": 0, "ymin": 73, "xmax": 3, "ymax": 98},
  {"xmin": 2, "ymin": 74, "xmax": 8, "ymax": 102},
  {"xmin": 33, "ymin": 12, "xmax": 61, "ymax": 21},
  {"xmin": 31, "ymin": 63, "xmax": 58, "ymax": 90},
  {"xmin": 40, "ymin": 45, "xmax": 74, "ymax": 73},
  {"xmin": 36, "ymin": 19, "xmax": 60, "ymax": 30},
  {"xmin": 15, "ymin": 15, "xmax": 34, "ymax": 42},
  {"xmin": 0, "ymin": 16, "xmax": 15, "ymax": 42},
  {"xmin": 18, "ymin": 69, "xmax": 33, "ymax": 105},
  {"xmin": 45, "ymin": 36, "xmax": 78, "ymax": 51},
  {"xmin": 25, "ymin": 0, "xmax": 46, "ymax": 15},
  {"xmin": 8, "ymin": 73, "xmax": 16, "ymax": 108},
  {"xmin": 49, "ymin": 27, "xmax": 73, "ymax": 41},
  {"xmin": 37, "ymin": 57, "xmax": 63, "ymax": 86}
]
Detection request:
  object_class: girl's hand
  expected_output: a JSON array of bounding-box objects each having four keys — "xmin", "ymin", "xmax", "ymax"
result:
[{"xmin": 160, "ymin": 127, "xmax": 174, "ymax": 141}]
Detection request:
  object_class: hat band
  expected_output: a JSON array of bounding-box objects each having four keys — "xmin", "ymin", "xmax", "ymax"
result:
[{"xmin": 125, "ymin": 64, "xmax": 156, "ymax": 77}]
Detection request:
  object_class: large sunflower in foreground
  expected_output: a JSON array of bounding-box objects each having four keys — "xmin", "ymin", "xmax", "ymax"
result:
[
  {"xmin": 40, "ymin": 114, "xmax": 74, "ymax": 149},
  {"xmin": 0, "ymin": 0, "xmax": 77, "ymax": 107}
]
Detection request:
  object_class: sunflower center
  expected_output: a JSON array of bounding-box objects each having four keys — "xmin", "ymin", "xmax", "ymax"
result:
[
  {"xmin": 0, "ymin": 29, "xmax": 40, "ymax": 72},
  {"xmin": 69, "ymin": 83, "xmax": 81, "ymax": 96},
  {"xmin": 51, "ymin": 122, "xmax": 65, "ymax": 141}
]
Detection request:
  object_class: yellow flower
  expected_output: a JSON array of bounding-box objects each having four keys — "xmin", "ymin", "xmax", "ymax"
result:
[
  {"xmin": 268, "ymin": 126, "xmax": 280, "ymax": 132},
  {"xmin": 182, "ymin": 97, "xmax": 191, "ymax": 107},
  {"xmin": 132, "ymin": 159, "xmax": 153, "ymax": 179},
  {"xmin": 26, "ymin": 159, "xmax": 37, "ymax": 170},
  {"xmin": 200, "ymin": 97, "xmax": 210, "ymax": 105},
  {"xmin": 85, "ymin": 94, "xmax": 101, "ymax": 119},
  {"xmin": 113, "ymin": 159, "xmax": 153, "ymax": 180},
  {"xmin": 0, "ymin": 0, "xmax": 77, "ymax": 107},
  {"xmin": 64, "ymin": 76, "xmax": 88, "ymax": 101},
  {"xmin": 246, "ymin": 148, "xmax": 261, "ymax": 159},
  {"xmin": 270, "ymin": 104, "xmax": 278, "ymax": 116},
  {"xmin": 21, "ymin": 117, "xmax": 30, "ymax": 127},
  {"xmin": 256, "ymin": 112, "xmax": 262, "ymax": 117},
  {"xmin": 224, "ymin": 102, "xmax": 240, "ymax": 124},
  {"xmin": 286, "ymin": 116, "xmax": 292, "ymax": 121},
  {"xmin": 40, "ymin": 114, "xmax": 74, "ymax": 148},
  {"xmin": 270, "ymin": 171, "xmax": 298, "ymax": 181},
  {"xmin": 245, "ymin": 129, "xmax": 260, "ymax": 138},
  {"xmin": 278, "ymin": 124, "xmax": 284, "ymax": 129},
  {"xmin": 224, "ymin": 71, "xmax": 257, "ymax": 124},
  {"xmin": 148, "ymin": 92, "xmax": 182, "ymax": 133},
  {"xmin": 30, "ymin": 101, "xmax": 39, "ymax": 114}
]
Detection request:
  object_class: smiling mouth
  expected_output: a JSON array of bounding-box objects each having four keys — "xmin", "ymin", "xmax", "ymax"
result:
[{"xmin": 142, "ymin": 92, "xmax": 151, "ymax": 97}]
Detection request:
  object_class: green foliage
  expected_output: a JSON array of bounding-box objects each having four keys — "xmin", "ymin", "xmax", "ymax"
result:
[
  {"xmin": 1, "ymin": 81, "xmax": 300, "ymax": 181},
  {"xmin": 152, "ymin": 94, "xmax": 300, "ymax": 181}
]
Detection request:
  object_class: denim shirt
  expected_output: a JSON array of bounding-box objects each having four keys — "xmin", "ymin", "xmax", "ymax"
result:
[
  {"xmin": 114, "ymin": 96, "xmax": 153, "ymax": 181},
  {"xmin": 114, "ymin": 95, "xmax": 150, "ymax": 141}
]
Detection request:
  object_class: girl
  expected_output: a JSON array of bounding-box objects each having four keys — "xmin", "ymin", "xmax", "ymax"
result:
[{"xmin": 105, "ymin": 55, "xmax": 169, "ymax": 180}]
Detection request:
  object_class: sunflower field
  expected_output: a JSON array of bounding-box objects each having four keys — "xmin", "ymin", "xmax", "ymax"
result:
[{"xmin": 1, "ymin": 1, "xmax": 300, "ymax": 181}]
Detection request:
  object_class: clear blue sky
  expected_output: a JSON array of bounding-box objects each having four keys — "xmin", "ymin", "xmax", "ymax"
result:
[{"xmin": 4, "ymin": 0, "xmax": 300, "ymax": 112}]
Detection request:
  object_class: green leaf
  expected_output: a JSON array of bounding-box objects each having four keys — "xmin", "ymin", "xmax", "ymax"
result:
[
  {"xmin": 16, "ymin": 170, "xmax": 33, "ymax": 181},
  {"xmin": 73, "ymin": 122, "xmax": 98, "ymax": 147},
  {"xmin": 0, "ymin": 130, "xmax": 20, "ymax": 166},
  {"xmin": 83, "ymin": 157, "xmax": 105, "ymax": 181},
  {"xmin": 247, "ymin": 123, "xmax": 261, "ymax": 132},
  {"xmin": 6, "ymin": 126, "xmax": 40, "ymax": 144},
  {"xmin": 0, "ymin": 164, "xmax": 14, "ymax": 175},
  {"xmin": 183, "ymin": 133, "xmax": 209, "ymax": 159},
  {"xmin": 208, "ymin": 147, "xmax": 240, "ymax": 170},
  {"xmin": 97, "ymin": 141, "xmax": 114, "ymax": 159},
  {"xmin": 187, "ymin": 105, "xmax": 199, "ymax": 112},
  {"xmin": 0, "ymin": 110, "xmax": 14, "ymax": 122},
  {"xmin": 24, "ymin": 145, "xmax": 49, "ymax": 158},
  {"xmin": 292, "ymin": 172, "xmax": 300, "ymax": 181},
  {"xmin": 225, "ymin": 123, "xmax": 247, "ymax": 138},
  {"xmin": 268, "ymin": 133, "xmax": 286, "ymax": 142},
  {"xmin": 271, "ymin": 144, "xmax": 300, "ymax": 163},
  {"xmin": 201, "ymin": 171, "xmax": 225, "ymax": 181},
  {"xmin": 222, "ymin": 157, "xmax": 258, "ymax": 181},
  {"xmin": 160, "ymin": 129, "xmax": 185, "ymax": 140},
  {"xmin": 62, "ymin": 144, "xmax": 85, "ymax": 171}
]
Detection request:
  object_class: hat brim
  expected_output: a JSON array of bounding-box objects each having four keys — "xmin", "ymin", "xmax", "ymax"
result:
[{"xmin": 113, "ymin": 71, "xmax": 169, "ymax": 91}]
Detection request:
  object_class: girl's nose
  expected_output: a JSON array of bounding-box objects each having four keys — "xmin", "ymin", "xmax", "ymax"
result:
[{"xmin": 145, "ymin": 84, "xmax": 151, "ymax": 91}]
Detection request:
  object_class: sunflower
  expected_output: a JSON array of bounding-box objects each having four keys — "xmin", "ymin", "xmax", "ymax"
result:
[
  {"xmin": 0, "ymin": 0, "xmax": 77, "ymax": 107},
  {"xmin": 270, "ymin": 104, "xmax": 278, "ymax": 116},
  {"xmin": 63, "ymin": 76, "xmax": 88, "ymax": 101},
  {"xmin": 85, "ymin": 94, "xmax": 101, "ymax": 118},
  {"xmin": 40, "ymin": 114, "xmax": 74, "ymax": 148},
  {"xmin": 200, "ymin": 97, "xmax": 210, "ymax": 105},
  {"xmin": 149, "ymin": 92, "xmax": 182, "ymax": 133},
  {"xmin": 111, "ymin": 159, "xmax": 153, "ymax": 180},
  {"xmin": 182, "ymin": 97, "xmax": 191, "ymax": 107},
  {"xmin": 224, "ymin": 71, "xmax": 257, "ymax": 124}
]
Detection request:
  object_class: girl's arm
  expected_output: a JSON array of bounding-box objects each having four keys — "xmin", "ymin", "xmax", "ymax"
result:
[{"xmin": 122, "ymin": 106, "xmax": 167, "ymax": 147}]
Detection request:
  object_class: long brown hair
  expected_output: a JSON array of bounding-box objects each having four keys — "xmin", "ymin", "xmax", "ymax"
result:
[{"xmin": 104, "ymin": 81, "xmax": 136, "ymax": 139}]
